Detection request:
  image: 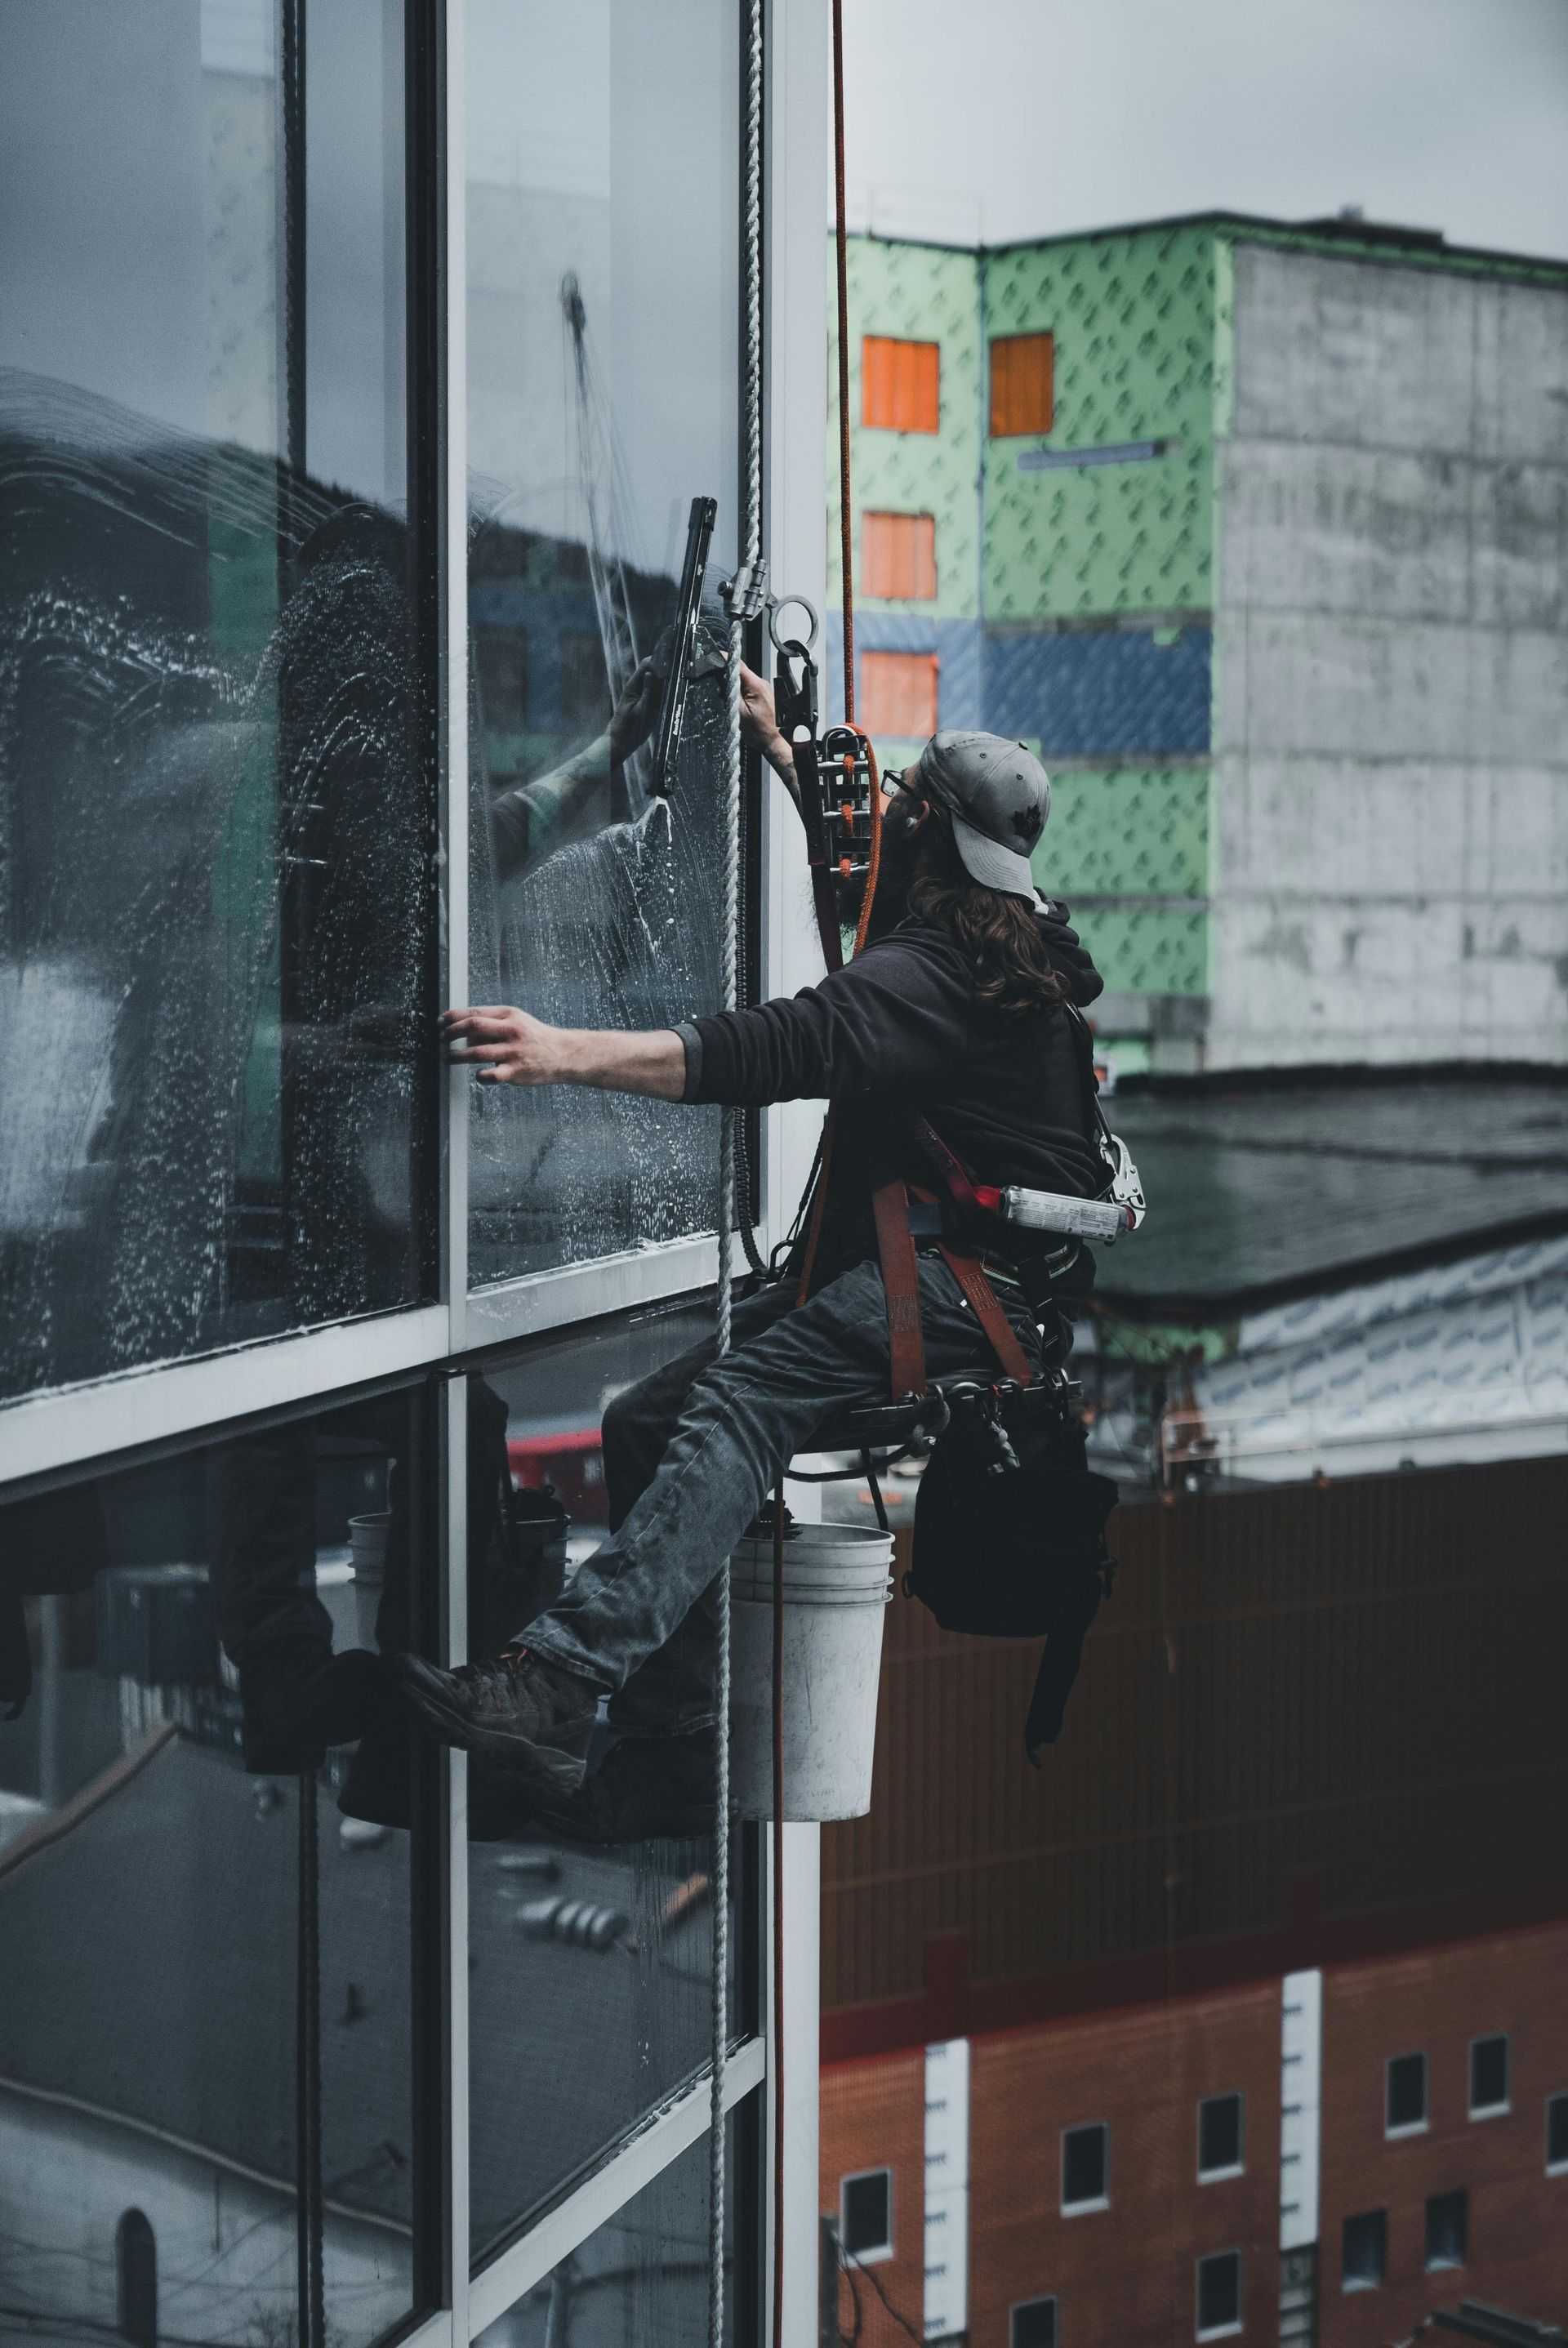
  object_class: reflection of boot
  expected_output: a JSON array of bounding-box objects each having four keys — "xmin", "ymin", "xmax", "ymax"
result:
[
  {"xmin": 238, "ymin": 1642, "xmax": 383, "ymax": 1772},
  {"xmin": 397, "ymin": 1649, "xmax": 597, "ymax": 1793},
  {"xmin": 533, "ymin": 1731, "xmax": 715, "ymax": 1846},
  {"xmin": 338, "ymin": 1728, "xmax": 542, "ymax": 1843}
]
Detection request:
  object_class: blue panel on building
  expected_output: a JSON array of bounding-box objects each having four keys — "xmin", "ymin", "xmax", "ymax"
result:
[{"xmin": 984, "ymin": 626, "xmax": 1211, "ymax": 757}]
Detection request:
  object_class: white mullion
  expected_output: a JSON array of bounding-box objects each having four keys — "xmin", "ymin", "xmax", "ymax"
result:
[
  {"xmin": 467, "ymin": 2038, "xmax": 768, "ymax": 2332},
  {"xmin": 440, "ymin": 0, "xmax": 470, "ymax": 1352},
  {"xmin": 0, "ymin": 1305, "xmax": 449, "ymax": 1493},
  {"xmin": 442, "ymin": 1370, "xmax": 472, "ymax": 2337}
]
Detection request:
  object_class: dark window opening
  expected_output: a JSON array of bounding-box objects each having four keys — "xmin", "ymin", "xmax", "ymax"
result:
[
  {"xmin": 1012, "ymin": 2295, "xmax": 1058, "ymax": 2348},
  {"xmin": 1548, "ymin": 2093, "xmax": 1568, "ymax": 2174},
  {"xmin": 1199, "ymin": 2092, "xmax": 1245, "ymax": 2179},
  {"xmin": 1470, "ymin": 2034, "xmax": 1510, "ymax": 2116},
  {"xmin": 1062, "ymin": 2122, "xmax": 1108, "ymax": 2211},
  {"xmin": 1387, "ymin": 2051, "xmax": 1428, "ymax": 2133},
  {"xmin": 1196, "ymin": 2248, "xmax": 1242, "ymax": 2338},
  {"xmin": 116, "ymin": 2210, "xmax": 157, "ymax": 2348},
  {"xmin": 990, "ymin": 331, "xmax": 1055, "ymax": 436},
  {"xmin": 840, "ymin": 2168, "xmax": 893, "ymax": 2262},
  {"xmin": 1343, "ymin": 2209, "xmax": 1387, "ymax": 2292},
  {"xmin": 1426, "ymin": 2189, "xmax": 1468, "ymax": 2270}
]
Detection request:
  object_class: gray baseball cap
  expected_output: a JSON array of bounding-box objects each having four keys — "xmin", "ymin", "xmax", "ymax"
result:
[{"xmin": 916, "ymin": 731, "xmax": 1050, "ymax": 900}]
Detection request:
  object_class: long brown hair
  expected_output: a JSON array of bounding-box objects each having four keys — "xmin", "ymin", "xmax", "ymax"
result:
[{"xmin": 906, "ymin": 822, "xmax": 1065, "ymax": 1018}]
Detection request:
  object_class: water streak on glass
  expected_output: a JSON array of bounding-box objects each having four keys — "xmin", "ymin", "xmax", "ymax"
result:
[{"xmin": 0, "ymin": 0, "xmax": 430, "ymax": 1402}]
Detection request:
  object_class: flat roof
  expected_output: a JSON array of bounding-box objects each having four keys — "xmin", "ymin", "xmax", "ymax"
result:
[
  {"xmin": 1098, "ymin": 1072, "xmax": 1568, "ymax": 1321},
  {"xmin": 846, "ymin": 209, "xmax": 1568, "ymax": 285}
]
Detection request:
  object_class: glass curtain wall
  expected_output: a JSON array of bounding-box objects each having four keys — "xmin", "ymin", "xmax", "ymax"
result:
[
  {"xmin": 464, "ymin": 0, "xmax": 740, "ymax": 1284},
  {"xmin": 0, "ymin": 2, "xmax": 765, "ymax": 2344},
  {"xmin": 0, "ymin": 0, "xmax": 432, "ymax": 1401}
]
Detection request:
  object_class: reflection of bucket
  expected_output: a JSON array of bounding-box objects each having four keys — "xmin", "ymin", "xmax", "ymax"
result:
[
  {"xmin": 727, "ymin": 1522, "xmax": 893, "ymax": 1821},
  {"xmin": 349, "ymin": 1512, "xmax": 391, "ymax": 1649}
]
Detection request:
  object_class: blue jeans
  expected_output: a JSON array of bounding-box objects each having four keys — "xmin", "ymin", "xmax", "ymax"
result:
[{"xmin": 523, "ymin": 1255, "xmax": 1042, "ymax": 1735}]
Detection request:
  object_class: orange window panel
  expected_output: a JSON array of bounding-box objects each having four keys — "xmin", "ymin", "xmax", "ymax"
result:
[
  {"xmin": 860, "ymin": 651, "xmax": 939, "ymax": 738},
  {"xmin": 862, "ymin": 511, "xmax": 937, "ymax": 601},
  {"xmin": 990, "ymin": 331, "xmax": 1054, "ymax": 436},
  {"xmin": 862, "ymin": 336, "xmax": 940, "ymax": 433}
]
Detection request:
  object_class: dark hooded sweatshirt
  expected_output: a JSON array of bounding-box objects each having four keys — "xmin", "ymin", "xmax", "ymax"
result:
[{"xmin": 676, "ymin": 898, "xmax": 1107, "ymax": 1288}]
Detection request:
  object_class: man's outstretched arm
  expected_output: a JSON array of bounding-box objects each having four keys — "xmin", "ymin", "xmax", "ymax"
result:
[{"xmin": 443, "ymin": 1005, "xmax": 686, "ymax": 1099}]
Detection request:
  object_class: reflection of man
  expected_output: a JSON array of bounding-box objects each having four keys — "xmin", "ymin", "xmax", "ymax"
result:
[
  {"xmin": 489, "ymin": 657, "xmax": 662, "ymax": 884},
  {"xmin": 400, "ymin": 675, "xmax": 1107, "ymax": 1842}
]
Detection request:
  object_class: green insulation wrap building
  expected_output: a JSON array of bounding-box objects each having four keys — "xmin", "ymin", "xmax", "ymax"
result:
[{"xmin": 830, "ymin": 212, "xmax": 1568, "ymax": 1076}]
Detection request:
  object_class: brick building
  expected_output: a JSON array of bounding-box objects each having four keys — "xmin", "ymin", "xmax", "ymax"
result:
[{"xmin": 817, "ymin": 1457, "xmax": 1568, "ymax": 2346}]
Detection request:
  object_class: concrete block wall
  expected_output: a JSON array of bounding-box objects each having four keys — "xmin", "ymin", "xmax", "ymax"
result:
[{"xmin": 1210, "ymin": 241, "xmax": 1568, "ymax": 1068}]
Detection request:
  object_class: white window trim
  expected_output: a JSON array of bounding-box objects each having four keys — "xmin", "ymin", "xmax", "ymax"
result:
[
  {"xmin": 1545, "ymin": 2092, "xmax": 1568, "ymax": 2176},
  {"xmin": 1194, "ymin": 2248, "xmax": 1244, "ymax": 2341},
  {"xmin": 1385, "ymin": 2052, "xmax": 1429, "ymax": 2139},
  {"xmin": 1010, "ymin": 2292, "xmax": 1059, "ymax": 2348},
  {"xmin": 1468, "ymin": 2033, "xmax": 1511, "ymax": 2120},
  {"xmin": 1197, "ymin": 2091, "xmax": 1245, "ymax": 2184},
  {"xmin": 1060, "ymin": 2122, "xmax": 1109, "ymax": 2217},
  {"xmin": 839, "ymin": 2164, "xmax": 894, "ymax": 2266}
]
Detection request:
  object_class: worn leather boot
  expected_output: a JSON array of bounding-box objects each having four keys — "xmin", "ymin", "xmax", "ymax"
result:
[
  {"xmin": 396, "ymin": 1646, "xmax": 598, "ymax": 1795},
  {"xmin": 238, "ymin": 1642, "xmax": 384, "ymax": 1773}
]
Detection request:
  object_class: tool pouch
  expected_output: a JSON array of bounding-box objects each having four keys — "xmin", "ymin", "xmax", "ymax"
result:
[{"xmin": 906, "ymin": 1405, "xmax": 1118, "ymax": 1763}]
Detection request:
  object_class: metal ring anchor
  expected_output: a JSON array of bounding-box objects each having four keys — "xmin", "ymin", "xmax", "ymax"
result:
[{"xmin": 768, "ymin": 591, "xmax": 819, "ymax": 656}]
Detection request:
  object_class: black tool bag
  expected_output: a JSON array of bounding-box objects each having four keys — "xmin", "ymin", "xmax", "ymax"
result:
[{"xmin": 906, "ymin": 1399, "xmax": 1118, "ymax": 1763}]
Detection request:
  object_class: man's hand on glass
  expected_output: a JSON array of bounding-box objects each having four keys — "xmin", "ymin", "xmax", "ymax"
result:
[{"xmin": 443, "ymin": 1005, "xmax": 685, "ymax": 1100}]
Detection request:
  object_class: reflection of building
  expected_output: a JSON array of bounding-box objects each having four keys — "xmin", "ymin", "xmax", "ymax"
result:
[
  {"xmin": 828, "ymin": 214, "xmax": 1568, "ymax": 1077},
  {"xmin": 819, "ymin": 1455, "xmax": 1568, "ymax": 2345}
]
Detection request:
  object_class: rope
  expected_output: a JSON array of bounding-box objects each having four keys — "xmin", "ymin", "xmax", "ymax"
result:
[
  {"xmin": 710, "ymin": 2, "xmax": 764, "ymax": 2337},
  {"xmin": 831, "ymin": 0, "xmax": 855, "ymax": 722},
  {"xmin": 295, "ymin": 1767, "xmax": 324, "ymax": 2348}
]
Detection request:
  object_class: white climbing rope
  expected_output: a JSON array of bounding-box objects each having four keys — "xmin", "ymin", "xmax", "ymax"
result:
[{"xmin": 710, "ymin": 1, "xmax": 764, "ymax": 2337}]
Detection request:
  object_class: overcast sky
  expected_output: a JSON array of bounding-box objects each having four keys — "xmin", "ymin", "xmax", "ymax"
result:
[{"xmin": 840, "ymin": 0, "xmax": 1568, "ymax": 259}]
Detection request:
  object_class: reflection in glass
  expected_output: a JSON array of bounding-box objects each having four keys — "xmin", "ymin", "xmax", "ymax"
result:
[
  {"xmin": 464, "ymin": 0, "xmax": 738, "ymax": 1283},
  {"xmin": 0, "ymin": 1, "xmax": 430, "ymax": 1401},
  {"xmin": 466, "ymin": 1315, "xmax": 737, "ymax": 2261},
  {"xmin": 474, "ymin": 2110, "xmax": 739, "ymax": 2345},
  {"xmin": 0, "ymin": 1393, "xmax": 425, "ymax": 2345}
]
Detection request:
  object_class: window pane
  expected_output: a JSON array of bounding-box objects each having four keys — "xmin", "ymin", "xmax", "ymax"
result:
[
  {"xmin": 1342, "ymin": 2210, "xmax": 1387, "ymax": 2291},
  {"xmin": 1387, "ymin": 2051, "xmax": 1428, "ymax": 2131},
  {"xmin": 1549, "ymin": 2093, "xmax": 1568, "ymax": 2172},
  {"xmin": 1471, "ymin": 2033, "xmax": 1510, "ymax": 2113},
  {"xmin": 1062, "ymin": 2122, "xmax": 1107, "ymax": 2208},
  {"xmin": 1199, "ymin": 2092, "xmax": 1244, "ymax": 2176},
  {"xmin": 862, "ymin": 336, "xmax": 941, "ymax": 434},
  {"xmin": 863, "ymin": 511, "xmax": 938, "ymax": 602},
  {"xmin": 842, "ymin": 2168, "xmax": 893, "ymax": 2258},
  {"xmin": 1013, "ymin": 2296, "xmax": 1058, "ymax": 2348},
  {"xmin": 860, "ymin": 650, "xmax": 941, "ymax": 738},
  {"xmin": 0, "ymin": 1392, "xmax": 428, "ymax": 2343},
  {"xmin": 1426, "ymin": 2188, "xmax": 1468, "ymax": 2269},
  {"xmin": 464, "ymin": 1311, "xmax": 741, "ymax": 2261},
  {"xmin": 475, "ymin": 2108, "xmax": 739, "ymax": 2346},
  {"xmin": 1196, "ymin": 2249, "xmax": 1241, "ymax": 2337},
  {"xmin": 0, "ymin": 0, "xmax": 430, "ymax": 1401},
  {"xmin": 464, "ymin": 0, "xmax": 738, "ymax": 1286},
  {"xmin": 990, "ymin": 332, "xmax": 1055, "ymax": 437}
]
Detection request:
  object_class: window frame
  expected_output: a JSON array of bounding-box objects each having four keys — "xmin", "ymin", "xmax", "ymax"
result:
[
  {"xmin": 1424, "ymin": 2188, "xmax": 1468, "ymax": 2273},
  {"xmin": 1060, "ymin": 2121, "xmax": 1110, "ymax": 2217},
  {"xmin": 1197, "ymin": 2091, "xmax": 1246, "ymax": 2184},
  {"xmin": 1194, "ymin": 2248, "xmax": 1244, "ymax": 2342},
  {"xmin": 1546, "ymin": 2092, "xmax": 1568, "ymax": 2176},
  {"xmin": 839, "ymin": 2165, "xmax": 895, "ymax": 2266},
  {"xmin": 988, "ymin": 329, "xmax": 1055, "ymax": 438},
  {"xmin": 1385, "ymin": 2050, "xmax": 1430, "ymax": 2139},
  {"xmin": 1011, "ymin": 2292, "xmax": 1060, "ymax": 2348},
  {"xmin": 1468, "ymin": 2033, "xmax": 1511, "ymax": 2120},
  {"xmin": 1341, "ymin": 2209, "xmax": 1388, "ymax": 2293}
]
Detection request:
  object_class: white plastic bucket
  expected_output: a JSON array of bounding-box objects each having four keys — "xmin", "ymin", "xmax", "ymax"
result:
[
  {"xmin": 349, "ymin": 1511, "xmax": 391, "ymax": 1648},
  {"xmin": 727, "ymin": 1521, "xmax": 893, "ymax": 1821}
]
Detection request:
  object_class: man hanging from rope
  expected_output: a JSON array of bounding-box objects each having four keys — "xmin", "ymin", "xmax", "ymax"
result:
[{"xmin": 399, "ymin": 670, "xmax": 1107, "ymax": 1840}]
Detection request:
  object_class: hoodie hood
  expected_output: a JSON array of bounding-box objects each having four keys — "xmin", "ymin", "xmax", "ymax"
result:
[{"xmin": 1037, "ymin": 897, "xmax": 1104, "ymax": 1008}]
